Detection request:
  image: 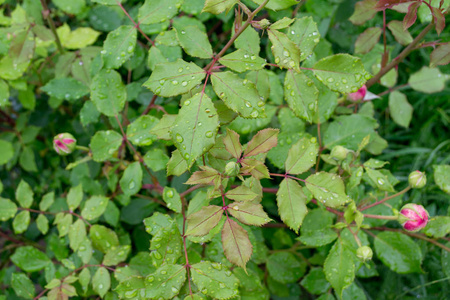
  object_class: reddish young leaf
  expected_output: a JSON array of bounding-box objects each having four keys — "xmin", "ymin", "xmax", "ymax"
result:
[
  {"xmin": 243, "ymin": 128, "xmax": 279, "ymax": 157},
  {"xmin": 223, "ymin": 128, "xmax": 242, "ymax": 159},
  {"xmin": 349, "ymin": 0, "xmax": 378, "ymax": 25},
  {"xmin": 222, "ymin": 218, "xmax": 252, "ymax": 270},
  {"xmin": 403, "ymin": 2, "xmax": 421, "ymax": 30},
  {"xmin": 227, "ymin": 202, "xmax": 271, "ymax": 226},
  {"xmin": 240, "ymin": 159, "xmax": 270, "ymax": 179},
  {"xmin": 185, "ymin": 166, "xmax": 221, "ymax": 186},
  {"xmin": 430, "ymin": 6, "xmax": 445, "ymax": 35},
  {"xmin": 186, "ymin": 205, "xmax": 224, "ymax": 236}
]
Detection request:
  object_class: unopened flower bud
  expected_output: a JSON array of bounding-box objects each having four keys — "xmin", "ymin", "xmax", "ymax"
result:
[
  {"xmin": 330, "ymin": 145, "xmax": 350, "ymax": 160},
  {"xmin": 53, "ymin": 133, "xmax": 76, "ymax": 155},
  {"xmin": 408, "ymin": 171, "xmax": 426, "ymax": 189},
  {"xmin": 255, "ymin": 19, "xmax": 271, "ymax": 29},
  {"xmin": 225, "ymin": 161, "xmax": 240, "ymax": 177},
  {"xmin": 356, "ymin": 246, "xmax": 373, "ymax": 262},
  {"xmin": 399, "ymin": 204, "xmax": 429, "ymax": 232},
  {"xmin": 348, "ymin": 85, "xmax": 367, "ymax": 102}
]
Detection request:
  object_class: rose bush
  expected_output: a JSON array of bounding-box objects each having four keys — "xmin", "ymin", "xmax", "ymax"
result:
[{"xmin": 0, "ymin": 0, "xmax": 449, "ymax": 299}]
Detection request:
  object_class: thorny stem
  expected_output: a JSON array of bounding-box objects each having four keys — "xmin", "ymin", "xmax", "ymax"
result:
[
  {"xmin": 39, "ymin": 0, "xmax": 64, "ymax": 54},
  {"xmin": 366, "ymin": 23, "xmax": 434, "ymax": 88},
  {"xmin": 360, "ymin": 186, "xmax": 411, "ymax": 211}
]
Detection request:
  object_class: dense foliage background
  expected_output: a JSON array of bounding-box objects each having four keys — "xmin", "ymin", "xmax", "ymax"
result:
[{"xmin": 0, "ymin": 0, "xmax": 449, "ymax": 299}]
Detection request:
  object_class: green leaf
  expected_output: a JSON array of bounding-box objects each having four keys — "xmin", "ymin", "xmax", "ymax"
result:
[
  {"xmin": 80, "ymin": 101, "xmax": 100, "ymax": 127},
  {"xmin": 19, "ymin": 146, "xmax": 37, "ymax": 172},
  {"xmin": 144, "ymin": 212, "xmax": 174, "ymax": 235},
  {"xmin": 349, "ymin": 0, "xmax": 377, "ymax": 25},
  {"xmin": 387, "ymin": 20, "xmax": 413, "ymax": 45},
  {"xmin": 41, "ymin": 78, "xmax": 89, "ymax": 101},
  {"xmin": 298, "ymin": 208, "xmax": 338, "ymax": 247},
  {"xmin": 443, "ymin": 242, "xmax": 450, "ymax": 278},
  {"xmin": 223, "ymin": 128, "xmax": 242, "ymax": 159},
  {"xmin": 77, "ymin": 238, "xmax": 93, "ymax": 264},
  {"xmin": 300, "ymin": 268, "xmax": 331, "ymax": 295},
  {"xmin": 191, "ymin": 261, "xmax": 239, "ymax": 299},
  {"xmin": 150, "ymin": 114, "xmax": 177, "ymax": 140},
  {"xmin": 90, "ymin": 69, "xmax": 126, "ymax": 117},
  {"xmin": 313, "ymin": 54, "xmax": 370, "ymax": 93},
  {"xmin": 11, "ymin": 246, "xmax": 51, "ymax": 272},
  {"xmin": 69, "ymin": 219, "xmax": 86, "ymax": 251},
  {"xmin": 120, "ymin": 162, "xmax": 142, "ymax": 197},
  {"xmin": 219, "ymin": 49, "xmax": 266, "ymax": 73},
  {"xmin": 0, "ymin": 198, "xmax": 17, "ymax": 221},
  {"xmin": 91, "ymin": 0, "xmax": 123, "ymax": 4},
  {"xmin": 38, "ymin": 192, "xmax": 54, "ymax": 213},
  {"xmin": 268, "ymin": 29, "xmax": 301, "ymax": 71},
  {"xmin": 0, "ymin": 139, "xmax": 13, "ymax": 165},
  {"xmin": 287, "ymin": 17, "xmax": 321, "ymax": 61},
  {"xmin": 163, "ymin": 187, "xmax": 182, "ymax": 213},
  {"xmin": 270, "ymin": 17, "xmax": 295, "ymax": 30},
  {"xmin": 226, "ymin": 186, "xmax": 258, "ymax": 202},
  {"xmin": 0, "ymin": 56, "xmax": 30, "ymax": 81},
  {"xmin": 284, "ymin": 70, "xmax": 319, "ymax": 123},
  {"xmin": 126, "ymin": 115, "xmax": 158, "ymax": 146},
  {"xmin": 354, "ymin": 27, "xmax": 382, "ymax": 54},
  {"xmin": 90, "ymin": 130, "xmax": 123, "ymax": 162},
  {"xmin": 235, "ymin": 27, "xmax": 260, "ymax": 55},
  {"xmin": 324, "ymin": 240, "xmax": 355, "ymax": 296},
  {"xmin": 365, "ymin": 168, "xmax": 395, "ymax": 193},
  {"xmin": 36, "ymin": 214, "xmax": 49, "ymax": 235},
  {"xmin": 150, "ymin": 222, "xmax": 182, "ymax": 267},
  {"xmin": 277, "ymin": 178, "xmax": 308, "ymax": 233},
  {"xmin": 211, "ymin": 71, "xmax": 266, "ymax": 118},
  {"xmin": 374, "ymin": 232, "xmax": 423, "ymax": 274},
  {"xmin": 186, "ymin": 205, "xmax": 224, "ymax": 236},
  {"xmin": 408, "ymin": 67, "xmax": 448, "ymax": 93},
  {"xmin": 267, "ymin": 252, "xmax": 306, "ymax": 284},
  {"xmin": 93, "ymin": 267, "xmax": 111, "ymax": 298},
  {"xmin": 228, "ymin": 202, "xmax": 271, "ymax": 226},
  {"xmin": 103, "ymin": 245, "xmax": 131, "ymax": 266},
  {"xmin": 389, "ymin": 91, "xmax": 413, "ymax": 128},
  {"xmin": 175, "ymin": 26, "xmax": 213, "ymax": 59},
  {"xmin": 167, "ymin": 150, "xmax": 189, "ymax": 176},
  {"xmin": 0, "ymin": 79, "xmax": 10, "ymax": 107},
  {"xmin": 67, "ymin": 184, "xmax": 83, "ymax": 211},
  {"xmin": 79, "ymin": 268, "xmax": 91, "ymax": 291},
  {"xmin": 11, "ymin": 273, "xmax": 35, "ymax": 299},
  {"xmin": 433, "ymin": 164, "xmax": 450, "ymax": 194},
  {"xmin": 251, "ymin": 0, "xmax": 298, "ymax": 10},
  {"xmin": 144, "ymin": 264, "xmax": 186, "ymax": 299},
  {"xmin": 323, "ymin": 114, "xmax": 377, "ymax": 150},
  {"xmin": 285, "ymin": 136, "xmax": 319, "ymax": 175},
  {"xmin": 81, "ymin": 196, "xmax": 109, "ymax": 220},
  {"xmin": 306, "ymin": 172, "xmax": 350, "ymax": 208},
  {"xmin": 138, "ymin": 0, "xmax": 183, "ymax": 25},
  {"xmin": 222, "ymin": 218, "xmax": 253, "ymax": 269},
  {"xmin": 102, "ymin": 25, "xmax": 137, "ymax": 69},
  {"xmin": 89, "ymin": 224, "xmax": 119, "ymax": 253},
  {"xmin": 143, "ymin": 59, "xmax": 206, "ymax": 97},
  {"xmin": 57, "ymin": 24, "xmax": 101, "ymax": 49},
  {"xmin": 244, "ymin": 128, "xmax": 279, "ymax": 157},
  {"xmin": 142, "ymin": 149, "xmax": 168, "ymax": 173},
  {"xmin": 16, "ymin": 180, "xmax": 33, "ymax": 208},
  {"xmin": 55, "ymin": 213, "xmax": 72, "ymax": 237},
  {"xmin": 423, "ymin": 216, "xmax": 450, "ymax": 238},
  {"xmin": 203, "ymin": 0, "xmax": 238, "ymax": 14},
  {"xmin": 171, "ymin": 93, "xmax": 219, "ymax": 167},
  {"xmin": 13, "ymin": 210, "xmax": 30, "ymax": 234},
  {"xmin": 53, "ymin": 0, "xmax": 85, "ymax": 15}
]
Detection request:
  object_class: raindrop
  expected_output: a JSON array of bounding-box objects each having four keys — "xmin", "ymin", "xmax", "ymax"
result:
[
  {"xmin": 176, "ymin": 134, "xmax": 184, "ymax": 143},
  {"xmin": 172, "ymin": 80, "xmax": 179, "ymax": 85},
  {"xmin": 128, "ymin": 181, "xmax": 135, "ymax": 190},
  {"xmin": 205, "ymin": 131, "xmax": 213, "ymax": 138}
]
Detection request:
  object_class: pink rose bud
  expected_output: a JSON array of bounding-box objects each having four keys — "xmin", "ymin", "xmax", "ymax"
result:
[
  {"xmin": 53, "ymin": 133, "xmax": 77, "ymax": 156},
  {"xmin": 348, "ymin": 85, "xmax": 367, "ymax": 102},
  {"xmin": 398, "ymin": 204, "xmax": 429, "ymax": 232},
  {"xmin": 408, "ymin": 170, "xmax": 426, "ymax": 189}
]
